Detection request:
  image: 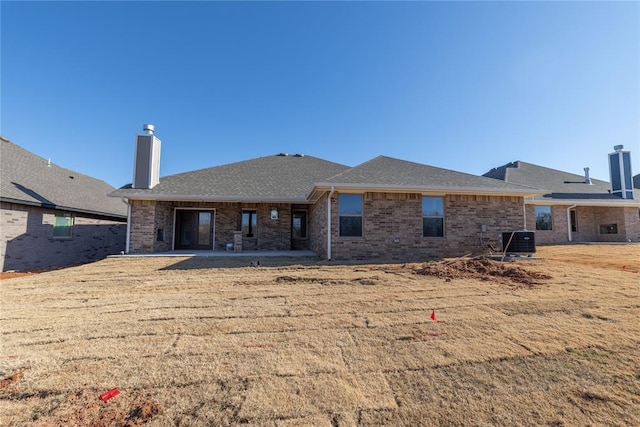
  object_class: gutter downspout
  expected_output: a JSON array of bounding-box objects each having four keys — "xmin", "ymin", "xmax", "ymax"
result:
[
  {"xmin": 121, "ymin": 197, "xmax": 131, "ymax": 254},
  {"xmin": 327, "ymin": 186, "xmax": 335, "ymax": 261},
  {"xmin": 566, "ymin": 204, "xmax": 576, "ymax": 242},
  {"xmin": 523, "ymin": 199, "xmax": 527, "ymax": 230}
]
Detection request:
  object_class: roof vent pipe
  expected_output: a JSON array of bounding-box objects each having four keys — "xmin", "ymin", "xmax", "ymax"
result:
[
  {"xmin": 583, "ymin": 167, "xmax": 592, "ymax": 185},
  {"xmin": 143, "ymin": 124, "xmax": 155, "ymax": 135}
]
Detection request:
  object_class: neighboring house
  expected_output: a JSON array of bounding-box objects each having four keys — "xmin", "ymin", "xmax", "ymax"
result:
[
  {"xmin": 484, "ymin": 151, "xmax": 640, "ymax": 244},
  {"xmin": 1, "ymin": 136, "xmax": 127, "ymax": 271},
  {"xmin": 110, "ymin": 126, "xmax": 543, "ymax": 261}
]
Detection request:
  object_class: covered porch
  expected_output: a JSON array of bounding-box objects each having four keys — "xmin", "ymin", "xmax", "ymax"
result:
[{"xmin": 127, "ymin": 200, "xmax": 315, "ymax": 254}]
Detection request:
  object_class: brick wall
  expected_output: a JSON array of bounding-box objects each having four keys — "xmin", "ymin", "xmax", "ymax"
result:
[
  {"xmin": 256, "ymin": 203, "xmax": 291, "ymax": 250},
  {"xmin": 447, "ymin": 194, "xmax": 525, "ymax": 255},
  {"xmin": 526, "ymin": 205, "xmax": 566, "ymax": 245},
  {"xmin": 238, "ymin": 203, "xmax": 292, "ymax": 251},
  {"xmin": 127, "ymin": 196, "xmax": 639, "ymax": 258},
  {"xmin": 154, "ymin": 201, "xmax": 173, "ymax": 252},
  {"xmin": 309, "ymin": 193, "xmax": 328, "ymax": 258},
  {"xmin": 526, "ymin": 204, "xmax": 640, "ymax": 244},
  {"xmin": 329, "ymin": 192, "xmax": 525, "ymax": 261},
  {"xmin": 591, "ymin": 206, "xmax": 640, "ymax": 242},
  {"xmin": 1, "ymin": 202, "xmax": 126, "ymax": 272},
  {"xmin": 571, "ymin": 206, "xmax": 598, "ymax": 242},
  {"xmin": 623, "ymin": 207, "xmax": 640, "ymax": 242},
  {"xmin": 128, "ymin": 200, "xmax": 294, "ymax": 253},
  {"xmin": 129, "ymin": 200, "xmax": 156, "ymax": 252}
]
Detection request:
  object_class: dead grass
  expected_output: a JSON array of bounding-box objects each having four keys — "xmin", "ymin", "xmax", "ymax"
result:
[{"xmin": 1, "ymin": 244, "xmax": 639, "ymax": 426}]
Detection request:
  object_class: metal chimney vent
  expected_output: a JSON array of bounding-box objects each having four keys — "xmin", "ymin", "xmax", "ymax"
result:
[
  {"xmin": 143, "ymin": 124, "xmax": 155, "ymax": 135},
  {"xmin": 583, "ymin": 167, "xmax": 591, "ymax": 185}
]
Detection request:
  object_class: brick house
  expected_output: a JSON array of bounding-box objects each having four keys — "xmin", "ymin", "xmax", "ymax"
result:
[
  {"xmin": 1, "ymin": 136, "xmax": 127, "ymax": 271},
  {"xmin": 111, "ymin": 127, "xmax": 545, "ymax": 261},
  {"xmin": 484, "ymin": 151, "xmax": 640, "ymax": 244}
]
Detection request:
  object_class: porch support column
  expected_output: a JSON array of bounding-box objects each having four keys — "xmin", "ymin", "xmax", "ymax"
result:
[
  {"xmin": 233, "ymin": 231, "xmax": 243, "ymax": 252},
  {"xmin": 327, "ymin": 186, "xmax": 335, "ymax": 261},
  {"xmin": 566, "ymin": 204, "xmax": 576, "ymax": 242}
]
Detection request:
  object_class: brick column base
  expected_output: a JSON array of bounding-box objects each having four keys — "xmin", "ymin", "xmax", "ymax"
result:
[{"xmin": 233, "ymin": 231, "xmax": 243, "ymax": 252}]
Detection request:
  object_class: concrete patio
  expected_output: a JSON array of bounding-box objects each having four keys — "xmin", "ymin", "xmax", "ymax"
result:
[{"xmin": 110, "ymin": 250, "xmax": 319, "ymax": 258}]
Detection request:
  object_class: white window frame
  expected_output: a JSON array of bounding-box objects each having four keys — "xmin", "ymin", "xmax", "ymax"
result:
[
  {"xmin": 53, "ymin": 213, "xmax": 74, "ymax": 239},
  {"xmin": 422, "ymin": 196, "xmax": 445, "ymax": 238},
  {"xmin": 338, "ymin": 194, "xmax": 363, "ymax": 237}
]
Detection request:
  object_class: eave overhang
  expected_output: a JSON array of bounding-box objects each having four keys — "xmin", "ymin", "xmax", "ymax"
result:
[
  {"xmin": 524, "ymin": 197, "xmax": 640, "ymax": 207},
  {"xmin": 109, "ymin": 192, "xmax": 311, "ymax": 204},
  {"xmin": 111, "ymin": 183, "xmax": 545, "ymax": 205},
  {"xmin": 1, "ymin": 196, "xmax": 127, "ymax": 220},
  {"xmin": 309, "ymin": 182, "xmax": 543, "ymax": 201}
]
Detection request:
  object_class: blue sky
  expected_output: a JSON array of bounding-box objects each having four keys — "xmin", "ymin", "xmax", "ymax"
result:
[{"xmin": 2, "ymin": 1, "xmax": 638, "ymax": 188}]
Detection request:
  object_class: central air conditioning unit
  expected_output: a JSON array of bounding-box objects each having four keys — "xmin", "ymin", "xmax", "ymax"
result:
[{"xmin": 502, "ymin": 231, "xmax": 536, "ymax": 254}]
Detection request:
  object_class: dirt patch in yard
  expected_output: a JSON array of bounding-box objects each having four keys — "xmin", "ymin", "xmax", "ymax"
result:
[
  {"xmin": 18, "ymin": 387, "xmax": 162, "ymax": 427},
  {"xmin": 0, "ymin": 371, "xmax": 23, "ymax": 388},
  {"xmin": 0, "ymin": 271, "xmax": 38, "ymax": 280},
  {"xmin": 414, "ymin": 256, "xmax": 551, "ymax": 285}
]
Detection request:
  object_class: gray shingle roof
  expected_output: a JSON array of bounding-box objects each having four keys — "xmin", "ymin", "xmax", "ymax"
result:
[
  {"xmin": 112, "ymin": 154, "xmax": 350, "ymax": 201},
  {"xmin": 634, "ymin": 173, "xmax": 640, "ymax": 189},
  {"xmin": 484, "ymin": 161, "xmax": 639, "ymax": 205},
  {"xmin": 1, "ymin": 136, "xmax": 127, "ymax": 218},
  {"xmin": 319, "ymin": 156, "xmax": 541, "ymax": 194}
]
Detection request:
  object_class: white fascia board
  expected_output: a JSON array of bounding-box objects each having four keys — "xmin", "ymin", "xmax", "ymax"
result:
[
  {"xmin": 524, "ymin": 198, "xmax": 640, "ymax": 207},
  {"xmin": 312, "ymin": 183, "xmax": 543, "ymax": 197},
  {"xmin": 110, "ymin": 193, "xmax": 310, "ymax": 204}
]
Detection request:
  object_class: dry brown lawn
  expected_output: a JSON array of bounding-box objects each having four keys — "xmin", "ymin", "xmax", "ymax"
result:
[{"xmin": 1, "ymin": 244, "xmax": 639, "ymax": 426}]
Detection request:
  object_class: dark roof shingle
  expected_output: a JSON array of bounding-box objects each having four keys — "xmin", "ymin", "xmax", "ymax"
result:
[
  {"xmin": 483, "ymin": 161, "xmax": 639, "ymax": 203},
  {"xmin": 112, "ymin": 154, "xmax": 350, "ymax": 201},
  {"xmin": 1, "ymin": 136, "xmax": 127, "ymax": 218},
  {"xmin": 321, "ymin": 156, "xmax": 540, "ymax": 193}
]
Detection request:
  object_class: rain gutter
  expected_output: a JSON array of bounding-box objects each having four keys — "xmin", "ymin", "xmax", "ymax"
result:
[{"xmin": 121, "ymin": 197, "xmax": 131, "ymax": 254}]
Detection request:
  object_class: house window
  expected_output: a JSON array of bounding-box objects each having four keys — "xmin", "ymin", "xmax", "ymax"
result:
[
  {"xmin": 422, "ymin": 196, "xmax": 444, "ymax": 238},
  {"xmin": 339, "ymin": 194, "xmax": 363, "ymax": 237},
  {"xmin": 53, "ymin": 214, "xmax": 73, "ymax": 238},
  {"xmin": 535, "ymin": 206, "xmax": 552, "ymax": 230},
  {"xmin": 599, "ymin": 224, "xmax": 618, "ymax": 234},
  {"xmin": 242, "ymin": 210, "xmax": 257, "ymax": 237},
  {"xmin": 570, "ymin": 210, "xmax": 577, "ymax": 233}
]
